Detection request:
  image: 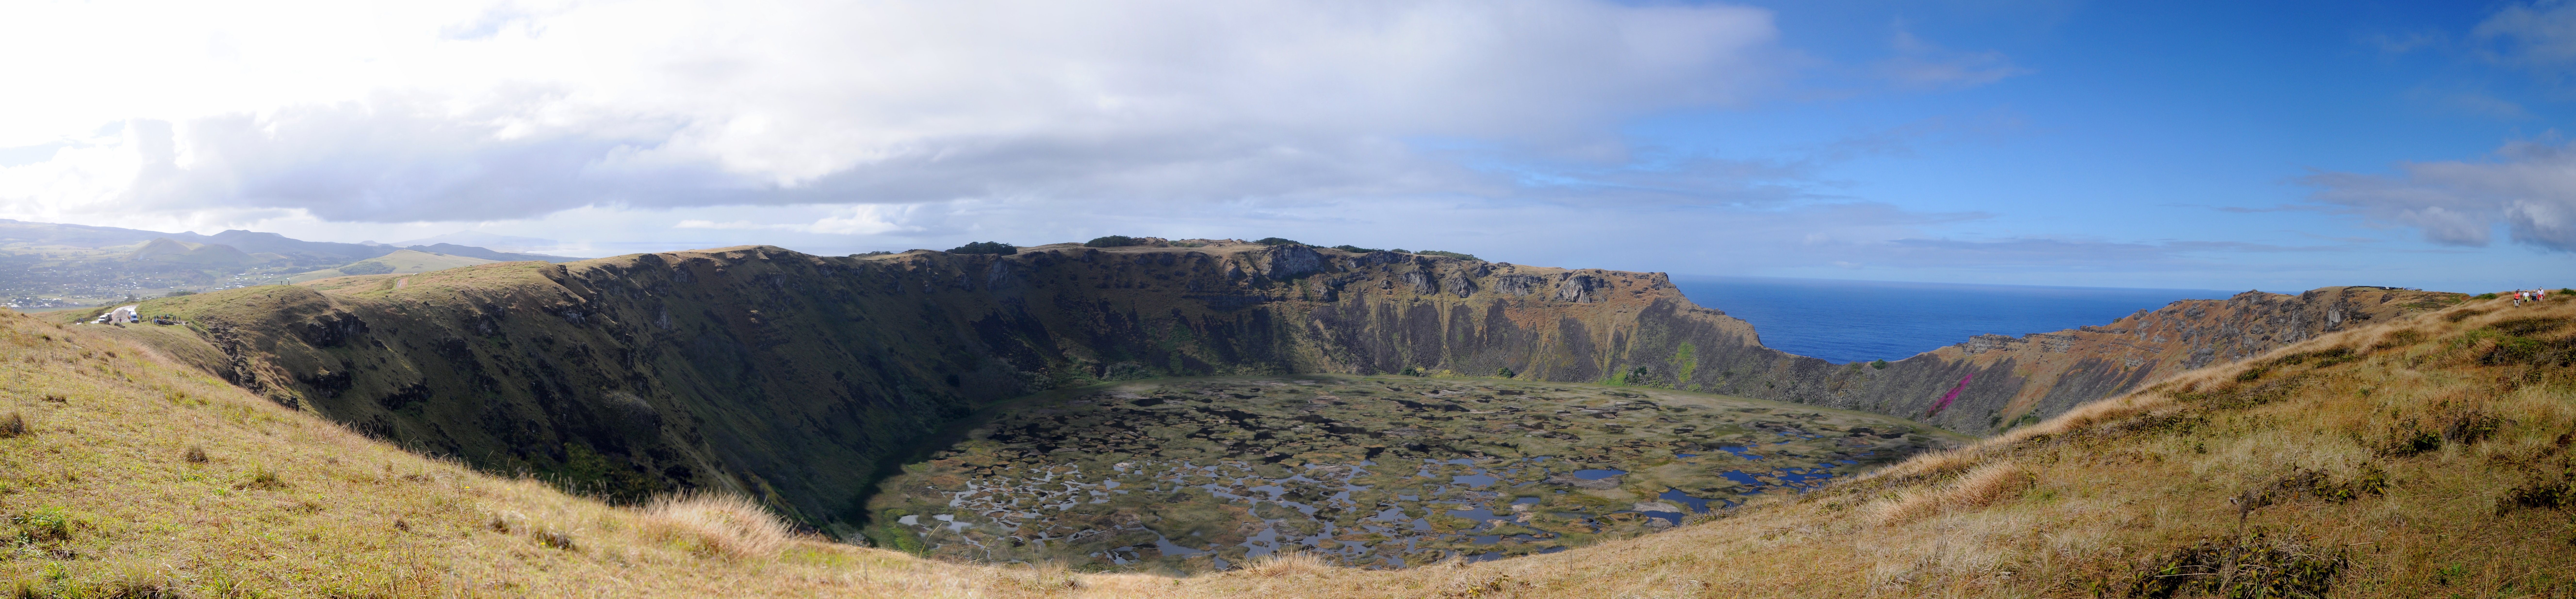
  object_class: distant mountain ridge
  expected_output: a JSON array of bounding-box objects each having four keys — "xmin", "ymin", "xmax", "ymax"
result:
[
  {"xmin": 0, "ymin": 219, "xmax": 580, "ymax": 264},
  {"xmin": 0, "ymin": 219, "xmax": 581, "ymax": 303},
  {"xmin": 126, "ymin": 237, "xmax": 260, "ymax": 265},
  {"xmin": 391, "ymin": 231, "xmax": 572, "ymax": 255}
]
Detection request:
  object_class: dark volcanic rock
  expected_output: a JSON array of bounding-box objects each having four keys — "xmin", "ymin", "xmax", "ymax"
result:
[
  {"xmin": 1493, "ymin": 274, "xmax": 1545, "ymax": 297},
  {"xmin": 1260, "ymin": 244, "xmax": 1324, "ymax": 278},
  {"xmin": 1554, "ymin": 274, "xmax": 1601, "ymax": 303},
  {"xmin": 1440, "ymin": 272, "xmax": 1478, "ymax": 298}
]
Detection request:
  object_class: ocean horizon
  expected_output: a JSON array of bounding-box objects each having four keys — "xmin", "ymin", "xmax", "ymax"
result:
[{"xmin": 1671, "ymin": 276, "xmax": 2241, "ymax": 364}]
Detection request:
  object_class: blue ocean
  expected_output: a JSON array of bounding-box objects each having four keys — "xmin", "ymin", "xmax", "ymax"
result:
[{"xmin": 1670, "ymin": 276, "xmax": 2237, "ymax": 364}]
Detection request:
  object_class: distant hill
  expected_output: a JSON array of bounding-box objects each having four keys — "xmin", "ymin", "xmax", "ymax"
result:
[
  {"xmin": 397, "ymin": 243, "xmax": 575, "ymax": 263},
  {"xmin": 0, "ymin": 219, "xmax": 580, "ymax": 304},
  {"xmin": 285, "ymin": 250, "xmax": 500, "ymax": 283},
  {"xmin": 124, "ymin": 237, "xmax": 263, "ymax": 266},
  {"xmin": 0, "ymin": 219, "xmax": 577, "ymax": 265},
  {"xmin": 392, "ymin": 231, "xmax": 579, "ymax": 256}
]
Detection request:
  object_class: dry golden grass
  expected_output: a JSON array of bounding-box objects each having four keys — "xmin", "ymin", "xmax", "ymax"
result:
[
  {"xmin": 637, "ymin": 492, "xmax": 794, "ymax": 559},
  {"xmin": 3, "ymin": 291, "xmax": 2572, "ymax": 597}
]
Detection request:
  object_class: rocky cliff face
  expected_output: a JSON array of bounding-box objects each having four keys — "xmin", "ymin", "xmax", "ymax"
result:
[{"xmin": 92, "ymin": 240, "xmax": 2463, "ymax": 535}]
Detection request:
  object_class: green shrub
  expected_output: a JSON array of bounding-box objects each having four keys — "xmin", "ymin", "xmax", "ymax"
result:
[
  {"xmin": 946, "ymin": 241, "xmax": 1018, "ymax": 255},
  {"xmin": 535, "ymin": 527, "xmax": 578, "ymax": 550},
  {"xmin": 0, "ymin": 412, "xmax": 22, "ymax": 438},
  {"xmin": 1869, "ymin": 360, "xmax": 1889, "ymax": 370},
  {"xmin": 12, "ymin": 507, "xmax": 75, "ymax": 543},
  {"xmin": 2476, "ymin": 292, "xmax": 2500, "ymax": 300},
  {"xmin": 1495, "ymin": 366, "xmax": 1516, "ymax": 378},
  {"xmin": 162, "ymin": 290, "xmax": 196, "ymax": 297},
  {"xmin": 1084, "ymin": 236, "xmax": 1140, "ymax": 248},
  {"xmin": 1330, "ymin": 244, "xmax": 1381, "ymax": 253},
  {"xmin": 1416, "ymin": 250, "xmax": 1480, "ymax": 261},
  {"xmin": 238, "ymin": 466, "xmax": 289, "ymax": 491},
  {"xmin": 339, "ymin": 261, "xmax": 396, "ymax": 275},
  {"xmin": 2122, "ymin": 529, "xmax": 2347, "ymax": 598},
  {"xmin": 1254, "ymin": 237, "xmax": 1302, "ymax": 246}
]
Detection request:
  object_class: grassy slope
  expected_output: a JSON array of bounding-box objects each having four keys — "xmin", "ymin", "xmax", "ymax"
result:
[
  {"xmin": 8, "ymin": 286, "xmax": 2568, "ymax": 597},
  {"xmin": 0, "ymin": 309, "xmax": 1074, "ymax": 597}
]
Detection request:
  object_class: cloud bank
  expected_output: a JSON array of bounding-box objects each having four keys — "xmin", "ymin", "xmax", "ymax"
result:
[
  {"xmin": 2307, "ymin": 139, "xmax": 2576, "ymax": 251},
  {"xmin": 0, "ymin": 0, "xmax": 1784, "ymax": 222}
]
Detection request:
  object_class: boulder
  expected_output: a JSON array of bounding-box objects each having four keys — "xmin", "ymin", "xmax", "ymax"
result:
[
  {"xmin": 1493, "ymin": 275, "xmax": 1546, "ymax": 296},
  {"xmin": 1404, "ymin": 271, "xmax": 1437, "ymax": 295},
  {"xmin": 1554, "ymin": 274, "xmax": 1601, "ymax": 303},
  {"xmin": 1440, "ymin": 273, "xmax": 1477, "ymax": 298},
  {"xmin": 1260, "ymin": 245, "xmax": 1325, "ymax": 278}
]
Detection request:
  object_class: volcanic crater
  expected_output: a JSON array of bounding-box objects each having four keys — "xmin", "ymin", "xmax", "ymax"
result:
[{"xmin": 868, "ymin": 375, "xmax": 1966, "ymax": 572}]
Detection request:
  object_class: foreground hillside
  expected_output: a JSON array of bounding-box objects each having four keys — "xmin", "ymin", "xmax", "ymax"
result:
[
  {"xmin": 0, "ymin": 309, "xmax": 1071, "ymax": 596},
  {"xmin": 5, "ymin": 286, "xmax": 2566, "ymax": 596}
]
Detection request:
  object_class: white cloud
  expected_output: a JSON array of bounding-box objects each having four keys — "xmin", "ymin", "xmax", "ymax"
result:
[
  {"xmin": 0, "ymin": 0, "xmax": 1784, "ymax": 223},
  {"xmin": 675, "ymin": 204, "xmax": 920, "ymax": 235},
  {"xmin": 2307, "ymin": 138, "xmax": 2576, "ymax": 251}
]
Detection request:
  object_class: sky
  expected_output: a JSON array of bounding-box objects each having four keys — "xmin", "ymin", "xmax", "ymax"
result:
[{"xmin": 0, "ymin": 0, "xmax": 2569, "ymax": 293}]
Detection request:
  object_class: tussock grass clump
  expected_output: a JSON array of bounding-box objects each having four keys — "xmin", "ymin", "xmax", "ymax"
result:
[
  {"xmin": 1870, "ymin": 463, "xmax": 2029, "ymax": 525},
  {"xmin": 2497, "ymin": 469, "xmax": 2575, "ymax": 514},
  {"xmin": 0, "ymin": 412, "xmax": 22, "ymax": 438},
  {"xmin": 638, "ymin": 493, "xmax": 794, "ymax": 559},
  {"xmin": 235, "ymin": 465, "xmax": 289, "ymax": 491}
]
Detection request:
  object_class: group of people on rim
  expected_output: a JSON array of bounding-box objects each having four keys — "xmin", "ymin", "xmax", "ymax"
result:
[{"xmin": 2512, "ymin": 288, "xmax": 2551, "ymax": 307}]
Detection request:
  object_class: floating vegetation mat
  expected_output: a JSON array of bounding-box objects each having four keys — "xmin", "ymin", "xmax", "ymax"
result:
[{"xmin": 867, "ymin": 376, "xmax": 1968, "ymax": 572}]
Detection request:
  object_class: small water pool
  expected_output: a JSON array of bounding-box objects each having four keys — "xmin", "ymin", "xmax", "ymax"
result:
[
  {"xmin": 1658, "ymin": 487, "xmax": 1729, "ymax": 513},
  {"xmin": 1570, "ymin": 469, "xmax": 1627, "ymax": 480}
]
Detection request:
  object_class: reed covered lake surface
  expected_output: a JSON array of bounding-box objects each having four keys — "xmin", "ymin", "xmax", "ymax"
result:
[{"xmin": 865, "ymin": 376, "xmax": 1968, "ymax": 573}]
